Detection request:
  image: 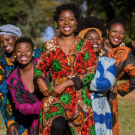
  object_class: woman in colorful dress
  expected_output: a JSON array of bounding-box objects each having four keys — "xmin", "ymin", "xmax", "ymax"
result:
[
  {"xmin": 102, "ymin": 18, "xmax": 135, "ymax": 135},
  {"xmin": 34, "ymin": 3, "xmax": 96, "ymax": 135},
  {"xmin": 77, "ymin": 16, "xmax": 116, "ymax": 135},
  {"xmin": 7, "ymin": 37, "xmax": 43, "ymax": 135},
  {"xmin": 0, "ymin": 24, "xmax": 41, "ymax": 135}
]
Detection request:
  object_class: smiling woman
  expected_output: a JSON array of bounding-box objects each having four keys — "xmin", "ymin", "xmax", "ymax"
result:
[
  {"xmin": 103, "ymin": 18, "xmax": 135, "ymax": 135},
  {"xmin": 34, "ymin": 3, "xmax": 96, "ymax": 135},
  {"xmin": 6, "ymin": 37, "xmax": 43, "ymax": 135},
  {"xmin": 78, "ymin": 16, "xmax": 116, "ymax": 135}
]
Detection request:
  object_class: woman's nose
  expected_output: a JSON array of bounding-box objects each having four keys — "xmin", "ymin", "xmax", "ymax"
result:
[{"xmin": 3, "ymin": 40, "xmax": 8, "ymax": 46}]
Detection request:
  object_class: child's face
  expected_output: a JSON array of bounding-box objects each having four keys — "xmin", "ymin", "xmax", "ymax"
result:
[{"xmin": 15, "ymin": 42, "xmax": 34, "ymax": 65}]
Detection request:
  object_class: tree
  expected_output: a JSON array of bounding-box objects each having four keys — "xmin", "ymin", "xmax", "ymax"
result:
[{"xmin": 86, "ymin": 0, "xmax": 135, "ymax": 48}]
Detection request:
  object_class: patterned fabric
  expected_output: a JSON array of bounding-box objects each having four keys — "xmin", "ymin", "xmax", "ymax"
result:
[
  {"xmin": 102, "ymin": 42, "xmax": 135, "ymax": 135},
  {"xmin": 0, "ymin": 48, "xmax": 41, "ymax": 135},
  {"xmin": 34, "ymin": 36, "xmax": 96, "ymax": 135},
  {"xmin": 7, "ymin": 58, "xmax": 41, "ymax": 135},
  {"xmin": 89, "ymin": 56, "xmax": 116, "ymax": 135}
]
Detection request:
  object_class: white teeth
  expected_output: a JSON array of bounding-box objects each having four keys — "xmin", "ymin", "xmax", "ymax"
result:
[
  {"xmin": 21, "ymin": 57, "xmax": 27, "ymax": 61},
  {"xmin": 64, "ymin": 27, "xmax": 70, "ymax": 31},
  {"xmin": 5, "ymin": 46, "xmax": 11, "ymax": 50},
  {"xmin": 114, "ymin": 38, "xmax": 119, "ymax": 42},
  {"xmin": 93, "ymin": 44, "xmax": 98, "ymax": 47}
]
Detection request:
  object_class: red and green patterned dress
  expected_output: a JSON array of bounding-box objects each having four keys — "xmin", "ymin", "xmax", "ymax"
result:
[{"xmin": 34, "ymin": 36, "xmax": 96, "ymax": 135}]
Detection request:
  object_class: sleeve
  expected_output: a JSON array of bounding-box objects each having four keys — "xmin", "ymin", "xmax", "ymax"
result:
[
  {"xmin": 118, "ymin": 50, "xmax": 135, "ymax": 96},
  {"xmin": 89, "ymin": 60, "xmax": 116, "ymax": 92},
  {"xmin": 8, "ymin": 83, "xmax": 41, "ymax": 115},
  {"xmin": 71, "ymin": 40, "xmax": 96, "ymax": 90},
  {"xmin": 34, "ymin": 42, "xmax": 52, "ymax": 81},
  {"xmin": 33, "ymin": 48, "xmax": 41, "ymax": 58},
  {"xmin": 0, "ymin": 62, "xmax": 16, "ymax": 128}
]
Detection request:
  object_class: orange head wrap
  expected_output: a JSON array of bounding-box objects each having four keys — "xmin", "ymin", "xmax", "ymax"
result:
[{"xmin": 78, "ymin": 28, "xmax": 102, "ymax": 39}]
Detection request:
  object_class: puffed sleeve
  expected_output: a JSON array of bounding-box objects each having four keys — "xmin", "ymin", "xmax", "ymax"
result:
[
  {"xmin": 7, "ymin": 75, "xmax": 41, "ymax": 115},
  {"xmin": 0, "ymin": 61, "xmax": 16, "ymax": 128},
  {"xmin": 71, "ymin": 39, "xmax": 96, "ymax": 90},
  {"xmin": 118, "ymin": 50, "xmax": 135, "ymax": 96},
  {"xmin": 34, "ymin": 42, "xmax": 52, "ymax": 81},
  {"xmin": 89, "ymin": 57, "xmax": 116, "ymax": 92}
]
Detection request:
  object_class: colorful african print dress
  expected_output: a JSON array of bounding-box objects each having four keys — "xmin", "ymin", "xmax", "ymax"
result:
[
  {"xmin": 102, "ymin": 43, "xmax": 135, "ymax": 135},
  {"xmin": 34, "ymin": 36, "xmax": 96, "ymax": 135},
  {"xmin": 7, "ymin": 58, "xmax": 42, "ymax": 135},
  {"xmin": 89, "ymin": 56, "xmax": 116, "ymax": 135},
  {"xmin": 0, "ymin": 48, "xmax": 41, "ymax": 135}
]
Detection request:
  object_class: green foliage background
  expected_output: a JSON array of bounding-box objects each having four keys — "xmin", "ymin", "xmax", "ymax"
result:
[{"xmin": 0, "ymin": 0, "xmax": 135, "ymax": 57}]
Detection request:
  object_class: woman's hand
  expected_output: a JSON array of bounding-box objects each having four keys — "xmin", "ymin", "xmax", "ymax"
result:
[
  {"xmin": 37, "ymin": 78, "xmax": 51, "ymax": 96},
  {"xmin": 7, "ymin": 125, "xmax": 18, "ymax": 135},
  {"xmin": 52, "ymin": 80, "xmax": 74, "ymax": 95},
  {"xmin": 52, "ymin": 83, "xmax": 67, "ymax": 95},
  {"xmin": 110, "ymin": 83, "xmax": 118, "ymax": 94}
]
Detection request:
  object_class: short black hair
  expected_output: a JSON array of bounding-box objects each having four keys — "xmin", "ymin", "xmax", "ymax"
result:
[
  {"xmin": 14, "ymin": 37, "xmax": 34, "ymax": 50},
  {"xmin": 107, "ymin": 18, "xmax": 126, "ymax": 30},
  {"xmin": 53, "ymin": 3, "xmax": 80, "ymax": 22},
  {"xmin": 77, "ymin": 16, "xmax": 107, "ymax": 37}
]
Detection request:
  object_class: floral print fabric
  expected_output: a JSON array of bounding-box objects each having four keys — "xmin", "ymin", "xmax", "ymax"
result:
[{"xmin": 34, "ymin": 36, "xmax": 96, "ymax": 135}]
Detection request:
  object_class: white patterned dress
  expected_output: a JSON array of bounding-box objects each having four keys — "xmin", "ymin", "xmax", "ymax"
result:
[{"xmin": 89, "ymin": 56, "xmax": 116, "ymax": 135}]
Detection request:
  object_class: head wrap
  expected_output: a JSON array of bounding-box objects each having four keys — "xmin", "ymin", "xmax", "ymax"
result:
[
  {"xmin": 78, "ymin": 27, "xmax": 102, "ymax": 39},
  {"xmin": 0, "ymin": 24, "xmax": 22, "ymax": 38}
]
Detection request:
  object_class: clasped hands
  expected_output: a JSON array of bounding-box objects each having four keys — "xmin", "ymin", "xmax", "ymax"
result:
[{"xmin": 37, "ymin": 78, "xmax": 67, "ymax": 97}]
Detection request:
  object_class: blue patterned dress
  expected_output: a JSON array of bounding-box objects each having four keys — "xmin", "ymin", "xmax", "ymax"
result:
[
  {"xmin": 0, "ymin": 48, "xmax": 41, "ymax": 135},
  {"xmin": 89, "ymin": 56, "xmax": 116, "ymax": 135}
]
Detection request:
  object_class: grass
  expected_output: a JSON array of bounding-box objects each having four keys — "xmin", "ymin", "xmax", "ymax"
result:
[{"xmin": 0, "ymin": 80, "xmax": 135, "ymax": 135}]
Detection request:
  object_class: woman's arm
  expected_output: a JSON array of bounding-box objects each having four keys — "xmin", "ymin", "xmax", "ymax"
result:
[
  {"xmin": 34, "ymin": 42, "xmax": 52, "ymax": 96},
  {"xmin": 53, "ymin": 40, "xmax": 96, "ymax": 95},
  {"xmin": 71, "ymin": 40, "xmax": 96, "ymax": 90},
  {"xmin": 8, "ymin": 85, "xmax": 41, "ymax": 115},
  {"xmin": 89, "ymin": 60, "xmax": 116, "ymax": 92},
  {"xmin": 118, "ymin": 50, "xmax": 135, "ymax": 96}
]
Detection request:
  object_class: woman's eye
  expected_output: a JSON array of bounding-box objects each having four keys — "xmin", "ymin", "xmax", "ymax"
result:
[
  {"xmin": 120, "ymin": 32, "xmax": 124, "ymax": 34},
  {"xmin": 6, "ymin": 38, "xmax": 10, "ymax": 41},
  {"xmin": 17, "ymin": 50, "xmax": 21, "ymax": 52},
  {"xmin": 70, "ymin": 18, "xmax": 74, "ymax": 21},
  {"xmin": 26, "ymin": 50, "xmax": 30, "ymax": 52},
  {"xmin": 59, "ymin": 18, "xmax": 64, "ymax": 21}
]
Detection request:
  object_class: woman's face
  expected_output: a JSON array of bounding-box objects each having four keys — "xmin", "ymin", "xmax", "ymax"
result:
[
  {"xmin": 84, "ymin": 30, "xmax": 102, "ymax": 53},
  {"xmin": 0, "ymin": 34, "xmax": 16, "ymax": 53},
  {"xmin": 15, "ymin": 42, "xmax": 34, "ymax": 65},
  {"xmin": 107, "ymin": 23, "xmax": 125, "ymax": 47},
  {"xmin": 58, "ymin": 10, "xmax": 77, "ymax": 37}
]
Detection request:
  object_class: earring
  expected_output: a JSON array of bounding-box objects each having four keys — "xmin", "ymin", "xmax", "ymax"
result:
[
  {"xmin": 99, "ymin": 49, "xmax": 105, "ymax": 57},
  {"xmin": 106, "ymin": 39, "xmax": 109, "ymax": 44},
  {"xmin": 75, "ymin": 27, "xmax": 77, "ymax": 33},
  {"xmin": 14, "ymin": 56, "xmax": 16, "ymax": 58},
  {"xmin": 33, "ymin": 54, "xmax": 34, "ymax": 57},
  {"xmin": 120, "ymin": 42, "xmax": 125, "ymax": 47}
]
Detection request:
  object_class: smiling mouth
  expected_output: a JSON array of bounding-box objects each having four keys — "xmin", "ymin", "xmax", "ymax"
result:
[
  {"xmin": 20, "ymin": 57, "xmax": 28, "ymax": 61},
  {"xmin": 93, "ymin": 44, "xmax": 99, "ymax": 48},
  {"xmin": 5, "ymin": 46, "xmax": 11, "ymax": 51},
  {"xmin": 113, "ymin": 38, "xmax": 120, "ymax": 42},
  {"xmin": 63, "ymin": 27, "xmax": 71, "ymax": 31}
]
